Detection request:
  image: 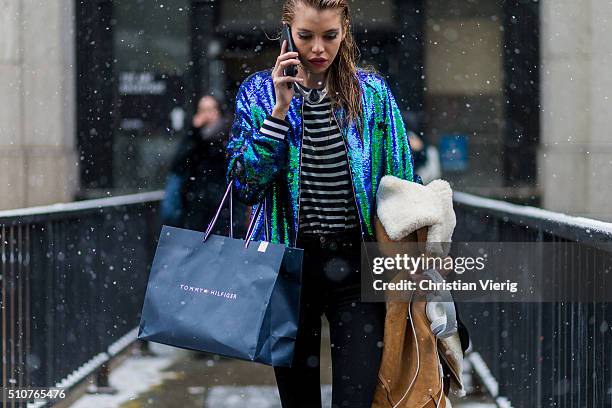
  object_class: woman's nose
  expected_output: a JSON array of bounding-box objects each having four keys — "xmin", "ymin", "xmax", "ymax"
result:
[{"xmin": 312, "ymin": 38, "xmax": 324, "ymax": 54}]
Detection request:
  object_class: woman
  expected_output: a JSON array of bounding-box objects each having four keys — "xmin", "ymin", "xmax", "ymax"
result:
[{"xmin": 226, "ymin": 1, "xmax": 417, "ymax": 406}]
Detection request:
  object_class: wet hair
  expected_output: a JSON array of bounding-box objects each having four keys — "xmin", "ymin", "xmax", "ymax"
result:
[{"xmin": 281, "ymin": 0, "xmax": 363, "ymax": 126}]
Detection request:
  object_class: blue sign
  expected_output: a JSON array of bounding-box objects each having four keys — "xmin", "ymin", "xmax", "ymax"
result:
[{"xmin": 439, "ymin": 134, "xmax": 468, "ymax": 172}]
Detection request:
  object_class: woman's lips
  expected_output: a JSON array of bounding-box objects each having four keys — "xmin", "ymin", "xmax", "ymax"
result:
[{"xmin": 309, "ymin": 58, "xmax": 328, "ymax": 67}]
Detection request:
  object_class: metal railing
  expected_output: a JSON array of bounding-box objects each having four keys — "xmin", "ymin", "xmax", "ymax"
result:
[
  {"xmin": 0, "ymin": 192, "xmax": 163, "ymax": 404},
  {"xmin": 453, "ymin": 191, "xmax": 612, "ymax": 408},
  {"xmin": 3, "ymin": 187, "xmax": 612, "ymax": 407}
]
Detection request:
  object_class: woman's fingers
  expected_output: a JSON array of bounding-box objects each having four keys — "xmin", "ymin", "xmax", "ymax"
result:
[
  {"xmin": 275, "ymin": 52, "xmax": 299, "ymax": 70},
  {"xmin": 273, "ymin": 40, "xmax": 299, "ymax": 78},
  {"xmin": 274, "ymin": 57, "xmax": 299, "ymax": 77},
  {"xmin": 273, "ymin": 41, "xmax": 302, "ymax": 100},
  {"xmin": 278, "ymin": 59, "xmax": 300, "ymax": 69},
  {"xmin": 274, "ymin": 76, "xmax": 304, "ymax": 84},
  {"xmin": 277, "ymin": 46, "xmax": 298, "ymax": 62}
]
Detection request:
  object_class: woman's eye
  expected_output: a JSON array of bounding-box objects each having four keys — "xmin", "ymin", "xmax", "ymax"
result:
[{"xmin": 297, "ymin": 33, "xmax": 337, "ymax": 40}]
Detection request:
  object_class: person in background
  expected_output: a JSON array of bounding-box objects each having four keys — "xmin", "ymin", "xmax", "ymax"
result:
[{"xmin": 161, "ymin": 95, "xmax": 229, "ymax": 232}]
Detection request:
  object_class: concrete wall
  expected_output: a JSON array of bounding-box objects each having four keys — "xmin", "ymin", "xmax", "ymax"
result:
[
  {"xmin": 424, "ymin": 0, "xmax": 505, "ymax": 193},
  {"xmin": 539, "ymin": 0, "xmax": 612, "ymax": 220},
  {"xmin": 0, "ymin": 0, "xmax": 78, "ymax": 210}
]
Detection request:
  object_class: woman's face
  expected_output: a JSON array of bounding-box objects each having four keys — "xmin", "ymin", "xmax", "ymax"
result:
[{"xmin": 291, "ymin": 2, "xmax": 345, "ymax": 76}]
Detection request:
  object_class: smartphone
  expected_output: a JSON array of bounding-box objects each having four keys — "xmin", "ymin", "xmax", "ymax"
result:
[{"xmin": 280, "ymin": 23, "xmax": 298, "ymax": 84}]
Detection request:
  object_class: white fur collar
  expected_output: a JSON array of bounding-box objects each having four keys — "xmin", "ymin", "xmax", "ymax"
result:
[{"xmin": 376, "ymin": 176, "xmax": 456, "ymax": 256}]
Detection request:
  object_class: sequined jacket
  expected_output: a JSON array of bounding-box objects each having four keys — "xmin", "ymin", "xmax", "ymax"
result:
[{"xmin": 226, "ymin": 69, "xmax": 417, "ymax": 246}]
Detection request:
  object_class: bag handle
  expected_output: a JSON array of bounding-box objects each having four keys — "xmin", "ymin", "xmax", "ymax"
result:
[
  {"xmin": 243, "ymin": 197, "xmax": 270, "ymax": 248},
  {"xmin": 203, "ymin": 183, "xmax": 269, "ymax": 248},
  {"xmin": 243, "ymin": 201, "xmax": 264, "ymax": 248},
  {"xmin": 203, "ymin": 183, "xmax": 233, "ymax": 241}
]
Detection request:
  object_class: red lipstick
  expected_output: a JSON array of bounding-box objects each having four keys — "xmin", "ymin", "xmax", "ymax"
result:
[{"xmin": 308, "ymin": 58, "xmax": 328, "ymax": 67}]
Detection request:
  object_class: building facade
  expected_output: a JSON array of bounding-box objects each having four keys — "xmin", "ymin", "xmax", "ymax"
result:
[
  {"xmin": 0, "ymin": 1, "xmax": 78, "ymax": 209},
  {"xmin": 2, "ymin": 0, "xmax": 609, "ymax": 221}
]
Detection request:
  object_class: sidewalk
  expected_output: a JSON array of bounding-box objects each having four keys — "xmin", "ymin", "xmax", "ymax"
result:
[{"xmin": 71, "ymin": 325, "xmax": 495, "ymax": 408}]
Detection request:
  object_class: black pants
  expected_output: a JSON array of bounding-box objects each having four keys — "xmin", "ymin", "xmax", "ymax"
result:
[{"xmin": 274, "ymin": 229, "xmax": 385, "ymax": 408}]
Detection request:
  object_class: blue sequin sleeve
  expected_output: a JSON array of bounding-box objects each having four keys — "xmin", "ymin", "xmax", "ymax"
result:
[
  {"xmin": 380, "ymin": 78, "xmax": 416, "ymax": 184},
  {"xmin": 226, "ymin": 82, "xmax": 288, "ymax": 205}
]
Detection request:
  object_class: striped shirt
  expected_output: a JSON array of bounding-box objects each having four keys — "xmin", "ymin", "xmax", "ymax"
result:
[
  {"xmin": 298, "ymin": 97, "xmax": 358, "ymax": 234},
  {"xmin": 258, "ymin": 98, "xmax": 359, "ymax": 235}
]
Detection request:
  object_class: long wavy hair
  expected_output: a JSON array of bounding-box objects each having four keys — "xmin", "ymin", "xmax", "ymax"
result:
[{"xmin": 281, "ymin": 0, "xmax": 363, "ymax": 126}]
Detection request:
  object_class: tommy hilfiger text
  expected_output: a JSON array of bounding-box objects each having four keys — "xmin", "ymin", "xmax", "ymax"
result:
[{"xmin": 179, "ymin": 284, "xmax": 238, "ymax": 300}]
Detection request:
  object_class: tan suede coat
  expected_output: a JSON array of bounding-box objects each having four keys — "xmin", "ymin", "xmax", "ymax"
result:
[{"xmin": 371, "ymin": 220, "xmax": 463, "ymax": 408}]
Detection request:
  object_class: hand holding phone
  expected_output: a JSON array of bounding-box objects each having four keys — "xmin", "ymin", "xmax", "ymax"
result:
[{"xmin": 271, "ymin": 24, "xmax": 303, "ymax": 120}]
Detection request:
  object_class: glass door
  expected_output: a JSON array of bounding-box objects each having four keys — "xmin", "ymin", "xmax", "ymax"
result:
[{"xmin": 112, "ymin": 0, "xmax": 192, "ymax": 193}]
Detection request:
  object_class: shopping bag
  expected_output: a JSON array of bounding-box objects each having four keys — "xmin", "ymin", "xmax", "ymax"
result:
[{"xmin": 138, "ymin": 184, "xmax": 303, "ymax": 367}]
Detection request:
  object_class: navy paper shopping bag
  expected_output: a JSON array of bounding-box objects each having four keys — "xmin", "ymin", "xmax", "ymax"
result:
[{"xmin": 138, "ymin": 185, "xmax": 303, "ymax": 367}]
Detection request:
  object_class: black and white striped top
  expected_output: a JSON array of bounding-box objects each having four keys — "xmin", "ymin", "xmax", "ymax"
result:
[{"xmin": 298, "ymin": 96, "xmax": 358, "ymax": 234}]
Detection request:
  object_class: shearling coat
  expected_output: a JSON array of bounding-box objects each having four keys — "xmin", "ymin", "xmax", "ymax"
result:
[{"xmin": 372, "ymin": 176, "xmax": 469, "ymax": 408}]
